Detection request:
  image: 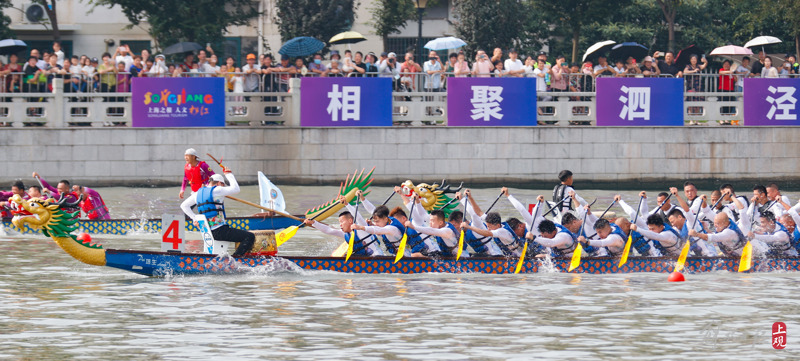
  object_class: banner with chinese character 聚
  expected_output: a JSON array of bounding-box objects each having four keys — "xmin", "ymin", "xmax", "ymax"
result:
[
  {"xmin": 301, "ymin": 77, "xmax": 393, "ymax": 126},
  {"xmin": 132, "ymin": 77, "xmax": 226, "ymax": 127},
  {"xmin": 446, "ymin": 78, "xmax": 537, "ymax": 126},
  {"xmin": 595, "ymin": 77, "xmax": 684, "ymax": 126},
  {"xmin": 743, "ymin": 78, "xmax": 800, "ymax": 126}
]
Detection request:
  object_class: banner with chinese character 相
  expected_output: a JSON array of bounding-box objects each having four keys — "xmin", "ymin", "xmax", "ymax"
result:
[
  {"xmin": 595, "ymin": 77, "xmax": 684, "ymax": 126},
  {"xmin": 301, "ymin": 77, "xmax": 393, "ymax": 126},
  {"xmin": 743, "ymin": 78, "xmax": 800, "ymax": 126},
  {"xmin": 131, "ymin": 77, "xmax": 226, "ymax": 127},
  {"xmin": 446, "ymin": 77, "xmax": 537, "ymax": 126}
]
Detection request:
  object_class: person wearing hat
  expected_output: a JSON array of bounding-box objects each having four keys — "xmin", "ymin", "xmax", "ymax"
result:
[
  {"xmin": 639, "ymin": 56, "xmax": 660, "ymax": 77},
  {"xmin": 180, "ymin": 168, "xmax": 255, "ymax": 258},
  {"xmin": 180, "ymin": 148, "xmax": 215, "ymax": 199},
  {"xmin": 379, "ymin": 52, "xmax": 400, "ymax": 82},
  {"xmin": 147, "ymin": 54, "xmax": 168, "ymax": 77},
  {"xmin": 242, "ymin": 53, "xmax": 261, "ymax": 92}
]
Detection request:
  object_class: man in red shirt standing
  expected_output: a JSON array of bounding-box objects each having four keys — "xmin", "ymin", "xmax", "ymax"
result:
[{"xmin": 180, "ymin": 148, "xmax": 215, "ymax": 199}]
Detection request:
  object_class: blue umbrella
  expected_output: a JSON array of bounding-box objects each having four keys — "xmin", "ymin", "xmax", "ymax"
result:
[
  {"xmin": 610, "ymin": 42, "xmax": 649, "ymax": 62},
  {"xmin": 279, "ymin": 37, "xmax": 324, "ymax": 57}
]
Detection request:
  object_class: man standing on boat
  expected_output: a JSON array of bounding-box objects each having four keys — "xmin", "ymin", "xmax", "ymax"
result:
[
  {"xmin": 180, "ymin": 169, "xmax": 254, "ymax": 258},
  {"xmin": 179, "ymin": 148, "xmax": 215, "ymax": 199},
  {"xmin": 72, "ymin": 185, "xmax": 110, "ymax": 220},
  {"xmin": 553, "ymin": 170, "xmax": 586, "ymax": 217}
]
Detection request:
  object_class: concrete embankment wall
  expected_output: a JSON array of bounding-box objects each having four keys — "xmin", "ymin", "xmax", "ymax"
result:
[{"xmin": 1, "ymin": 127, "xmax": 799, "ymax": 190}]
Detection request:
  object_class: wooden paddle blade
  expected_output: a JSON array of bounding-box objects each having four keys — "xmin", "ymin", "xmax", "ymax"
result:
[
  {"xmin": 331, "ymin": 241, "xmax": 348, "ymax": 257},
  {"xmin": 675, "ymin": 240, "xmax": 691, "ymax": 272},
  {"xmin": 515, "ymin": 241, "xmax": 528, "ymax": 274},
  {"xmin": 569, "ymin": 243, "xmax": 583, "ymax": 272},
  {"xmin": 345, "ymin": 231, "xmax": 355, "ymax": 262},
  {"xmin": 394, "ymin": 233, "xmax": 408, "ymax": 263},
  {"xmin": 275, "ymin": 226, "xmax": 299, "ymax": 247},
  {"xmin": 456, "ymin": 230, "xmax": 465, "ymax": 261},
  {"xmin": 738, "ymin": 241, "xmax": 752, "ymax": 272},
  {"xmin": 619, "ymin": 234, "xmax": 633, "ymax": 267}
]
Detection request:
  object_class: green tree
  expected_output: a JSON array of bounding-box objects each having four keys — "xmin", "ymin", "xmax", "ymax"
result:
[
  {"xmin": 275, "ymin": 0, "xmax": 358, "ymax": 53},
  {"xmin": 735, "ymin": 0, "xmax": 800, "ymax": 57},
  {"xmin": 0, "ymin": 0, "xmax": 14, "ymax": 39},
  {"xmin": 90, "ymin": 0, "xmax": 259, "ymax": 51},
  {"xmin": 370, "ymin": 0, "xmax": 415, "ymax": 50},
  {"xmin": 452, "ymin": 0, "xmax": 529, "ymax": 57}
]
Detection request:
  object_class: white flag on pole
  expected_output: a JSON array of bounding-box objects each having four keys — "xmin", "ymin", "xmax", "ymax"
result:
[{"xmin": 258, "ymin": 171, "xmax": 286, "ymax": 213}]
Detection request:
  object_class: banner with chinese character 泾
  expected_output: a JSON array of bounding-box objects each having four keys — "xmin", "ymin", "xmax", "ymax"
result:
[
  {"xmin": 446, "ymin": 77, "xmax": 537, "ymax": 126},
  {"xmin": 131, "ymin": 77, "xmax": 226, "ymax": 127},
  {"xmin": 301, "ymin": 77, "xmax": 393, "ymax": 126},
  {"xmin": 743, "ymin": 78, "xmax": 800, "ymax": 126},
  {"xmin": 595, "ymin": 77, "xmax": 684, "ymax": 126}
]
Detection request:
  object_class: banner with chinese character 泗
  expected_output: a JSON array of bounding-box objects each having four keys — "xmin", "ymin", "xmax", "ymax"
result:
[
  {"xmin": 595, "ymin": 77, "xmax": 684, "ymax": 126},
  {"xmin": 743, "ymin": 78, "xmax": 800, "ymax": 126},
  {"xmin": 446, "ymin": 77, "xmax": 537, "ymax": 126},
  {"xmin": 301, "ymin": 77, "xmax": 393, "ymax": 126},
  {"xmin": 131, "ymin": 77, "xmax": 226, "ymax": 127}
]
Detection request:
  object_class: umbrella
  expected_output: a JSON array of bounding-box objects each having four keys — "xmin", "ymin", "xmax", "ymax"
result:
[
  {"xmin": 675, "ymin": 44, "xmax": 704, "ymax": 69},
  {"xmin": 0, "ymin": 39, "xmax": 27, "ymax": 56},
  {"xmin": 329, "ymin": 31, "xmax": 367, "ymax": 45},
  {"xmin": 709, "ymin": 45, "xmax": 753, "ymax": 56},
  {"xmin": 744, "ymin": 36, "xmax": 782, "ymax": 49},
  {"xmin": 163, "ymin": 42, "xmax": 203, "ymax": 55},
  {"xmin": 279, "ymin": 36, "xmax": 324, "ymax": 57},
  {"xmin": 424, "ymin": 36, "xmax": 467, "ymax": 51},
  {"xmin": 610, "ymin": 42, "xmax": 648, "ymax": 61},
  {"xmin": 582, "ymin": 40, "xmax": 615, "ymax": 62}
]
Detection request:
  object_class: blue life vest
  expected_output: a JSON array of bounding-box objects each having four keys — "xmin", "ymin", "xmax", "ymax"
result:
[
  {"xmin": 717, "ymin": 220, "xmax": 748, "ymax": 257},
  {"xmin": 793, "ymin": 228, "xmax": 800, "ymax": 254},
  {"xmin": 380, "ymin": 217, "xmax": 406, "ymax": 255},
  {"xmin": 630, "ymin": 230, "xmax": 652, "ymax": 256},
  {"xmin": 651, "ymin": 224, "xmax": 683, "ymax": 255},
  {"xmin": 551, "ymin": 223, "xmax": 578, "ymax": 257},
  {"xmin": 345, "ymin": 231, "xmax": 373, "ymax": 256},
  {"xmin": 765, "ymin": 222, "xmax": 794, "ymax": 256},
  {"xmin": 435, "ymin": 223, "xmax": 460, "ymax": 255},
  {"xmin": 465, "ymin": 229, "xmax": 494, "ymax": 255},
  {"xmin": 493, "ymin": 222, "xmax": 524, "ymax": 256},
  {"xmin": 555, "ymin": 223, "xmax": 599, "ymax": 255},
  {"xmin": 196, "ymin": 186, "xmax": 225, "ymax": 220},
  {"xmin": 605, "ymin": 223, "xmax": 628, "ymax": 257},
  {"xmin": 405, "ymin": 228, "xmax": 426, "ymax": 254}
]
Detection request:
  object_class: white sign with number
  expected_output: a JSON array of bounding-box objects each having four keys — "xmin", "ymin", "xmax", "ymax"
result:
[{"xmin": 160, "ymin": 214, "xmax": 185, "ymax": 252}]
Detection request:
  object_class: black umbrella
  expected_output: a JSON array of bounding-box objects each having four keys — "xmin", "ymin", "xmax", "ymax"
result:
[
  {"xmin": 676, "ymin": 44, "xmax": 704, "ymax": 69},
  {"xmin": 610, "ymin": 42, "xmax": 649, "ymax": 62},
  {"xmin": 163, "ymin": 42, "xmax": 203, "ymax": 55},
  {"xmin": 0, "ymin": 39, "xmax": 27, "ymax": 56}
]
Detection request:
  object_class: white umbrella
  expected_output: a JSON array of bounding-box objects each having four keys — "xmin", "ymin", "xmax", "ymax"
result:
[
  {"xmin": 709, "ymin": 45, "xmax": 752, "ymax": 56},
  {"xmin": 424, "ymin": 37, "xmax": 467, "ymax": 51},
  {"xmin": 582, "ymin": 40, "xmax": 615, "ymax": 62},
  {"xmin": 744, "ymin": 36, "xmax": 782, "ymax": 48}
]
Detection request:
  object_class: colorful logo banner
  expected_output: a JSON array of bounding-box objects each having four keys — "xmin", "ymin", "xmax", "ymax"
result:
[
  {"xmin": 744, "ymin": 78, "xmax": 800, "ymax": 126},
  {"xmin": 446, "ymin": 77, "xmax": 537, "ymax": 126},
  {"xmin": 132, "ymin": 77, "xmax": 225, "ymax": 127},
  {"xmin": 595, "ymin": 78, "xmax": 684, "ymax": 126},
  {"xmin": 301, "ymin": 77, "xmax": 393, "ymax": 126}
]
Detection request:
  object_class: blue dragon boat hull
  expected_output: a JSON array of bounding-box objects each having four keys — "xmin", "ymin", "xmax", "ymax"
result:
[
  {"xmin": 104, "ymin": 249, "xmax": 800, "ymax": 277},
  {"xmin": 3, "ymin": 216, "xmax": 301, "ymax": 235}
]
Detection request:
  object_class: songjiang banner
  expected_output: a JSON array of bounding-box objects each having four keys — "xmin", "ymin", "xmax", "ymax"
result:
[
  {"xmin": 595, "ymin": 77, "xmax": 684, "ymax": 126},
  {"xmin": 743, "ymin": 78, "xmax": 800, "ymax": 126},
  {"xmin": 446, "ymin": 77, "xmax": 537, "ymax": 126},
  {"xmin": 132, "ymin": 77, "xmax": 226, "ymax": 127},
  {"xmin": 301, "ymin": 77, "xmax": 393, "ymax": 126}
]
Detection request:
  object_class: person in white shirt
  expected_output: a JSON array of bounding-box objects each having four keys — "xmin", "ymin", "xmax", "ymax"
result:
[
  {"xmin": 53, "ymin": 42, "xmax": 65, "ymax": 67},
  {"xmin": 459, "ymin": 189, "xmax": 503, "ymax": 256},
  {"xmin": 579, "ymin": 218, "xmax": 626, "ymax": 256},
  {"xmin": 734, "ymin": 57, "xmax": 750, "ymax": 91},
  {"xmin": 746, "ymin": 210, "xmax": 798, "ymax": 257},
  {"xmin": 305, "ymin": 196, "xmax": 384, "ymax": 257},
  {"xmin": 180, "ymin": 170, "xmax": 255, "ymax": 257},
  {"xmin": 423, "ymin": 51, "xmax": 443, "ymax": 91},
  {"xmin": 690, "ymin": 197, "xmax": 766, "ymax": 257},
  {"xmin": 114, "ymin": 45, "xmax": 134, "ymax": 72},
  {"xmin": 765, "ymin": 183, "xmax": 791, "ymax": 217},
  {"xmin": 460, "ymin": 212, "xmax": 526, "ymax": 257},
  {"xmin": 406, "ymin": 209, "xmax": 466, "ymax": 258},
  {"xmin": 504, "ymin": 49, "xmax": 524, "ymax": 77},
  {"xmin": 352, "ymin": 204, "xmax": 412, "ymax": 257},
  {"xmin": 631, "ymin": 214, "xmax": 682, "ymax": 256},
  {"xmin": 148, "ymin": 54, "xmax": 169, "ymax": 77},
  {"xmin": 201, "ymin": 54, "xmax": 221, "ymax": 77}
]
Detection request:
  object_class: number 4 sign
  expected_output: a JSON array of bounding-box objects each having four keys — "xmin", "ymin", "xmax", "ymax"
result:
[{"xmin": 161, "ymin": 214, "xmax": 186, "ymax": 252}]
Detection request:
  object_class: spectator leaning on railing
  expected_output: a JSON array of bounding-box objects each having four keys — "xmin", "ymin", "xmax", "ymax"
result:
[
  {"xmin": 423, "ymin": 50, "xmax": 443, "ymax": 91},
  {"xmin": 471, "ymin": 50, "xmax": 493, "ymax": 78}
]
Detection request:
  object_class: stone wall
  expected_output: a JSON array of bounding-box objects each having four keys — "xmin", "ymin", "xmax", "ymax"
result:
[{"xmin": 2, "ymin": 127, "xmax": 798, "ymax": 190}]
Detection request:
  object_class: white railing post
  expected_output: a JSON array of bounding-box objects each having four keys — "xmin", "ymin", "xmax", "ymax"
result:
[
  {"xmin": 289, "ymin": 78, "xmax": 301, "ymax": 127},
  {"xmin": 51, "ymin": 78, "xmax": 65, "ymax": 128}
]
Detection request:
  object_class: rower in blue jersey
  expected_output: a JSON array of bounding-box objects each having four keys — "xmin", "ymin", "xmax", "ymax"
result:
[
  {"xmin": 631, "ymin": 214, "xmax": 684, "ymax": 257},
  {"xmin": 578, "ymin": 218, "xmax": 627, "ymax": 256},
  {"xmin": 353, "ymin": 204, "xmax": 412, "ymax": 258},
  {"xmin": 616, "ymin": 193, "xmax": 661, "ymax": 256},
  {"xmin": 406, "ymin": 210, "xmax": 468, "ymax": 258},
  {"xmin": 459, "ymin": 189, "xmax": 503, "ymax": 256},
  {"xmin": 461, "ymin": 212, "xmax": 526, "ymax": 257},
  {"xmin": 747, "ymin": 210, "xmax": 798, "ymax": 257},
  {"xmin": 390, "ymin": 207, "xmax": 441, "ymax": 256},
  {"xmin": 305, "ymin": 210, "xmax": 384, "ymax": 257}
]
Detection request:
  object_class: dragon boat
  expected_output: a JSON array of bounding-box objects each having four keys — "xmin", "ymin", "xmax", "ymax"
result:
[{"xmin": 10, "ymin": 190, "xmax": 800, "ymax": 277}]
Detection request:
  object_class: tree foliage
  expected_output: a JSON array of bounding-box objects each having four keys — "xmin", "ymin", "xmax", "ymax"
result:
[
  {"xmin": 90, "ymin": 0, "xmax": 259, "ymax": 51},
  {"xmin": 451, "ymin": 0, "xmax": 529, "ymax": 56},
  {"xmin": 0, "ymin": 0, "xmax": 14, "ymax": 39},
  {"xmin": 370, "ymin": 0, "xmax": 414, "ymax": 38},
  {"xmin": 275, "ymin": 0, "xmax": 358, "ymax": 53}
]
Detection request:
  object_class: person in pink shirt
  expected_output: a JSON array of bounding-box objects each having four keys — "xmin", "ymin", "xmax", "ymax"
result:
[
  {"xmin": 471, "ymin": 50, "xmax": 494, "ymax": 78},
  {"xmin": 73, "ymin": 185, "xmax": 110, "ymax": 220},
  {"xmin": 31, "ymin": 172, "xmax": 80, "ymax": 219}
]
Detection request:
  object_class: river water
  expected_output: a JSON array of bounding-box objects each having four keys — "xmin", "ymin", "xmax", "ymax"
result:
[{"xmin": 1, "ymin": 185, "xmax": 797, "ymax": 359}]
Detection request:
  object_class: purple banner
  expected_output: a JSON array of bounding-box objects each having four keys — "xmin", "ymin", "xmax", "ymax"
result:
[
  {"xmin": 596, "ymin": 78, "xmax": 684, "ymax": 126},
  {"xmin": 446, "ymin": 77, "xmax": 537, "ymax": 126},
  {"xmin": 301, "ymin": 77, "xmax": 392, "ymax": 126},
  {"xmin": 744, "ymin": 78, "xmax": 800, "ymax": 126},
  {"xmin": 132, "ymin": 77, "xmax": 225, "ymax": 127}
]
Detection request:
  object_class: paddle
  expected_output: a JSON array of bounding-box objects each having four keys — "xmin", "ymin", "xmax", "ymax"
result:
[
  {"xmin": 542, "ymin": 196, "xmax": 571, "ymax": 218},
  {"xmin": 484, "ymin": 191, "xmax": 504, "ymax": 214},
  {"xmin": 585, "ymin": 199, "xmax": 618, "ymax": 238},
  {"xmin": 675, "ymin": 195, "xmax": 725, "ymax": 272},
  {"xmin": 276, "ymin": 201, "xmax": 340, "ymax": 246},
  {"xmin": 649, "ymin": 193, "xmax": 673, "ymax": 216},
  {"xmin": 456, "ymin": 193, "xmax": 467, "ymax": 261},
  {"xmin": 569, "ymin": 199, "xmax": 596, "ymax": 272},
  {"xmin": 394, "ymin": 199, "xmax": 416, "ymax": 263},
  {"xmin": 738, "ymin": 240, "xmax": 752, "ymax": 272},
  {"xmin": 226, "ymin": 195, "xmax": 303, "ymax": 221},
  {"xmin": 345, "ymin": 197, "xmax": 360, "ymax": 262},
  {"xmin": 435, "ymin": 196, "xmax": 460, "ymax": 212},
  {"xmin": 382, "ymin": 190, "xmax": 396, "ymax": 206},
  {"xmin": 620, "ymin": 196, "xmax": 645, "ymax": 267},
  {"xmin": 515, "ymin": 200, "xmax": 542, "ymax": 274}
]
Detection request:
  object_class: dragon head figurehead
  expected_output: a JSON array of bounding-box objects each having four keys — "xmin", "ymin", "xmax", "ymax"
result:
[
  {"xmin": 10, "ymin": 194, "xmax": 106, "ymax": 266},
  {"xmin": 304, "ymin": 168, "xmax": 374, "ymax": 221},
  {"xmin": 400, "ymin": 179, "xmax": 462, "ymax": 215}
]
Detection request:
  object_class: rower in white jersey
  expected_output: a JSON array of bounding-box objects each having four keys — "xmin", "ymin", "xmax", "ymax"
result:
[
  {"xmin": 746, "ymin": 210, "xmax": 798, "ymax": 257},
  {"xmin": 630, "ymin": 214, "xmax": 683, "ymax": 257},
  {"xmin": 578, "ymin": 218, "xmax": 627, "ymax": 257},
  {"xmin": 460, "ymin": 211, "xmax": 526, "ymax": 257},
  {"xmin": 352, "ymin": 204, "xmax": 413, "ymax": 258},
  {"xmin": 389, "ymin": 206, "xmax": 441, "ymax": 256},
  {"xmin": 667, "ymin": 187, "xmax": 717, "ymax": 256},
  {"xmin": 718, "ymin": 184, "xmax": 750, "ymax": 224},
  {"xmin": 525, "ymin": 195, "xmax": 577, "ymax": 257},
  {"xmin": 616, "ymin": 192, "xmax": 662, "ymax": 257},
  {"xmin": 405, "ymin": 209, "xmax": 468, "ymax": 258},
  {"xmin": 458, "ymin": 189, "xmax": 504, "ymax": 256},
  {"xmin": 305, "ymin": 198, "xmax": 385, "ymax": 257},
  {"xmin": 690, "ymin": 196, "xmax": 767, "ymax": 257},
  {"xmin": 766, "ymin": 183, "xmax": 792, "ymax": 217}
]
